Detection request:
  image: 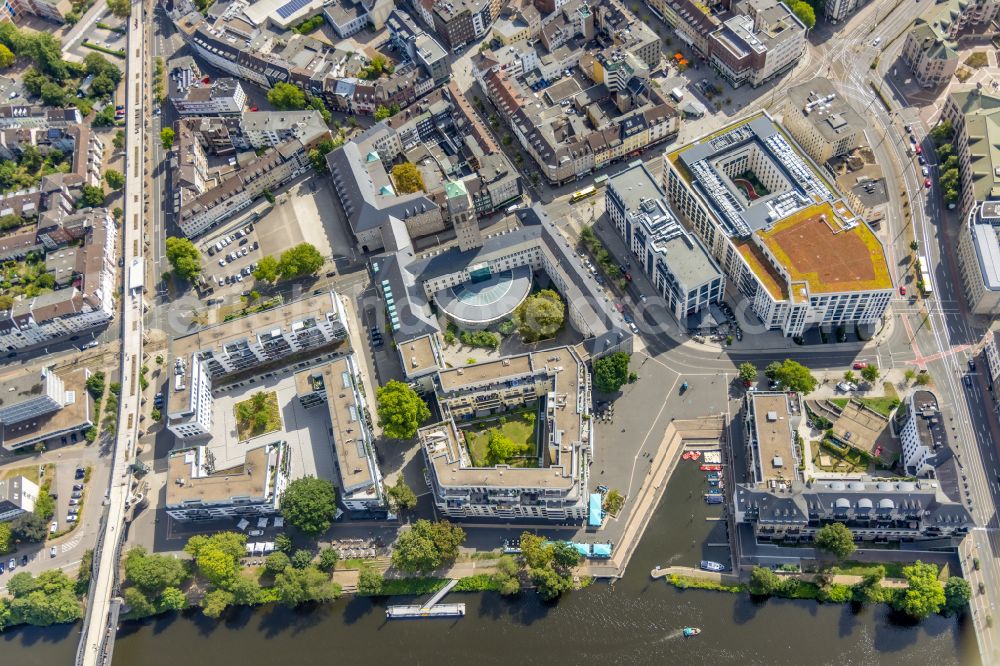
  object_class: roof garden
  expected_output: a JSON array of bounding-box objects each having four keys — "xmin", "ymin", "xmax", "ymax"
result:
[{"xmin": 756, "ymin": 202, "xmax": 892, "ymax": 295}]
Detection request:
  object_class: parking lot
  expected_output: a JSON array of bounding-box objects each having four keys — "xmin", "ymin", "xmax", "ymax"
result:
[{"xmin": 200, "ymin": 222, "xmax": 263, "ymax": 296}]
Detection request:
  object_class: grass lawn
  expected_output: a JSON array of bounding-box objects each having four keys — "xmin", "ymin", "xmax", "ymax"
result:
[
  {"xmin": 235, "ymin": 391, "xmax": 282, "ymax": 440},
  {"xmin": 463, "ymin": 412, "xmax": 537, "ymax": 467},
  {"xmin": 834, "ymin": 560, "xmax": 906, "ymax": 579},
  {"xmin": 829, "ymin": 397, "xmax": 899, "ymax": 418},
  {"xmin": 0, "ymin": 464, "xmax": 43, "ymax": 484}
]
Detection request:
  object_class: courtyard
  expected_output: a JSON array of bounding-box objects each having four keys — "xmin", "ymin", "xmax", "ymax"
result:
[{"xmin": 461, "ymin": 409, "xmax": 540, "ymax": 468}]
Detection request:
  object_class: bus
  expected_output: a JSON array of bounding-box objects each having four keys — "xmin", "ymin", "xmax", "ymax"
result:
[
  {"xmin": 916, "ymin": 254, "xmax": 933, "ymax": 297},
  {"xmin": 570, "ymin": 185, "xmax": 597, "ymax": 203}
]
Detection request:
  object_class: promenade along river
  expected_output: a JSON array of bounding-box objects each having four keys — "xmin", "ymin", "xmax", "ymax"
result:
[{"xmin": 4, "ymin": 465, "xmax": 981, "ymax": 666}]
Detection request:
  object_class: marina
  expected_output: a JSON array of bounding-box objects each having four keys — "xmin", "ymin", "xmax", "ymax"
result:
[{"xmin": 385, "ymin": 580, "xmax": 465, "ymax": 619}]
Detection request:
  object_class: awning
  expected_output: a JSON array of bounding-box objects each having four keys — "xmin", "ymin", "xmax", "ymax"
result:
[{"xmin": 588, "ymin": 493, "xmax": 603, "ymax": 527}]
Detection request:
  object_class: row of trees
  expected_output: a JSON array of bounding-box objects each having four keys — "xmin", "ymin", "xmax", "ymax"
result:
[
  {"xmin": 0, "ymin": 570, "xmax": 83, "ymax": 629},
  {"xmin": 252, "ymin": 243, "xmax": 325, "ymax": 284},
  {"xmin": 930, "ymin": 120, "xmax": 960, "ymax": 205}
]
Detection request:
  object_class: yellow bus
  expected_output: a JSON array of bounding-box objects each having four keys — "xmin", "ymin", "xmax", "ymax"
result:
[{"xmin": 570, "ymin": 185, "xmax": 597, "ymax": 203}]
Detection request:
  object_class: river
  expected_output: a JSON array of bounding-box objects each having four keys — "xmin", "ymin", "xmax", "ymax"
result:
[{"xmin": 1, "ymin": 462, "xmax": 980, "ymax": 665}]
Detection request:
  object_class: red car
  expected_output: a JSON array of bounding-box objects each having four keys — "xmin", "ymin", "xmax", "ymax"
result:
[
  {"xmin": 924, "ymin": 178, "xmax": 932, "ymax": 188},
  {"xmin": 250, "ymin": 106, "xmax": 259, "ymax": 112},
  {"xmin": 853, "ymin": 361, "xmax": 868, "ymax": 370},
  {"xmin": 899, "ymin": 285, "xmax": 906, "ymax": 296},
  {"xmin": 915, "ymin": 145, "xmax": 923, "ymax": 154}
]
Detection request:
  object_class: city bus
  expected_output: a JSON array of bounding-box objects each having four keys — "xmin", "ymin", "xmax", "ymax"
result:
[
  {"xmin": 917, "ymin": 254, "xmax": 933, "ymax": 297},
  {"xmin": 570, "ymin": 185, "xmax": 597, "ymax": 203}
]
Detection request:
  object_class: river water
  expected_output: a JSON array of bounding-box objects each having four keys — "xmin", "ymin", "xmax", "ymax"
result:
[{"xmin": 1, "ymin": 462, "xmax": 980, "ymax": 666}]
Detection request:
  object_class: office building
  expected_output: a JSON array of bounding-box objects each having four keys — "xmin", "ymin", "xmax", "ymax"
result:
[
  {"xmin": 0, "ymin": 476, "xmax": 38, "ymax": 521},
  {"xmin": 782, "ymin": 78, "xmax": 866, "ymax": 164}
]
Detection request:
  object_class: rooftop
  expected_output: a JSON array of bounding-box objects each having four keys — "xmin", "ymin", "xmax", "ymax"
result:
[
  {"xmin": 167, "ymin": 443, "xmax": 277, "ymax": 506},
  {"xmin": 398, "ymin": 334, "xmax": 439, "ymax": 378},
  {"xmin": 785, "ymin": 78, "xmax": 866, "ymax": 143},
  {"xmin": 749, "ymin": 392, "xmax": 798, "ymax": 486}
]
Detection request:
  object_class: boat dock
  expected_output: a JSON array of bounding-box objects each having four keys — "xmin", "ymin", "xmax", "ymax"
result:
[{"xmin": 386, "ymin": 579, "xmax": 465, "ymax": 619}]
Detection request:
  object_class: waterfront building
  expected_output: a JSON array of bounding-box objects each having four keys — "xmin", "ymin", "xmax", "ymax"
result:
[
  {"xmin": 742, "ymin": 390, "xmax": 802, "ymax": 488},
  {"xmin": 295, "ymin": 356, "xmax": 386, "ymax": 512},
  {"xmin": 605, "ymin": 161, "xmax": 725, "ymax": 321},
  {"xmin": 663, "ymin": 112, "xmax": 893, "ymax": 337},
  {"xmin": 166, "ymin": 441, "xmax": 289, "ymax": 521},
  {"xmin": 421, "ymin": 346, "xmax": 593, "ymax": 521}
]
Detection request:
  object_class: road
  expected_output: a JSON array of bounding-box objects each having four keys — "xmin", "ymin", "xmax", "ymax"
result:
[{"xmin": 76, "ymin": 0, "xmax": 147, "ymax": 663}]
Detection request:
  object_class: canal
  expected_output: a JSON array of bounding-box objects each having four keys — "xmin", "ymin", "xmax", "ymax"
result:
[{"xmin": 1, "ymin": 460, "xmax": 980, "ymax": 665}]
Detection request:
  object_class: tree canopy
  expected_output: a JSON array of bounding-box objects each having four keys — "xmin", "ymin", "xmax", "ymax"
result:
[
  {"xmin": 104, "ymin": 169, "xmax": 125, "ymax": 190},
  {"xmin": 391, "ymin": 519, "xmax": 466, "ymax": 574},
  {"xmin": 390, "ymin": 162, "xmax": 425, "ymax": 193},
  {"xmin": 592, "ymin": 352, "xmax": 631, "ymax": 393},
  {"xmin": 764, "ymin": 359, "xmax": 818, "ymax": 394},
  {"xmin": 487, "ymin": 429, "xmax": 529, "ymax": 464},
  {"xmin": 749, "ymin": 566, "xmax": 781, "ymax": 595},
  {"xmin": 0, "ymin": 44, "xmax": 14, "ymax": 69},
  {"xmin": 386, "ymin": 477, "xmax": 417, "ymax": 512},
  {"xmin": 357, "ymin": 564, "xmax": 384, "ymax": 595},
  {"xmin": 78, "ymin": 184, "xmax": 105, "ymax": 209},
  {"xmin": 277, "ymin": 242, "xmax": 324, "ymax": 279},
  {"xmin": 267, "ymin": 82, "xmax": 307, "ymax": 110},
  {"xmin": 788, "ymin": 0, "xmax": 815, "ymax": 28},
  {"xmin": 184, "ymin": 532, "xmax": 247, "ymax": 587},
  {"xmin": 4, "ymin": 570, "xmax": 82, "ymax": 627},
  {"xmin": 814, "ymin": 522, "xmax": 856, "ymax": 560},
  {"xmin": 738, "ymin": 362, "xmax": 758, "ymax": 384},
  {"xmin": 124, "ymin": 547, "xmax": 188, "ymax": 595},
  {"xmin": 280, "ymin": 476, "xmax": 337, "ymax": 535},
  {"xmin": 514, "ymin": 289, "xmax": 565, "ymax": 342},
  {"xmin": 253, "ymin": 255, "xmax": 280, "ymax": 283},
  {"xmin": 275, "ymin": 565, "xmax": 342, "ymax": 605},
  {"xmin": 11, "ymin": 512, "xmax": 48, "ymax": 542},
  {"xmin": 943, "ymin": 576, "xmax": 972, "ymax": 616},
  {"xmin": 895, "ymin": 561, "xmax": 945, "ymax": 619},
  {"xmin": 165, "ymin": 237, "xmax": 202, "ymax": 281},
  {"xmin": 376, "ymin": 380, "xmax": 430, "ymax": 440},
  {"xmin": 860, "ymin": 364, "xmax": 880, "ymax": 383},
  {"xmin": 107, "ymin": 0, "xmax": 131, "ymax": 16},
  {"xmin": 160, "ymin": 127, "xmax": 175, "ymax": 149}
]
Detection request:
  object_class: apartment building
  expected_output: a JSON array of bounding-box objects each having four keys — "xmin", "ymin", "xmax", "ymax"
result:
[
  {"xmin": 900, "ymin": 390, "xmax": 954, "ymax": 478},
  {"xmin": 957, "ymin": 201, "xmax": 1000, "ymax": 316},
  {"xmin": 421, "ymin": 346, "xmax": 594, "ymax": 521},
  {"xmin": 645, "ymin": 0, "xmax": 720, "ymax": 56},
  {"xmin": 323, "ymin": 0, "xmax": 393, "ymax": 36},
  {"xmin": 166, "ymin": 291, "xmax": 349, "ymax": 441},
  {"xmin": 902, "ymin": 0, "xmax": 1000, "ymax": 88},
  {"xmin": 984, "ymin": 330, "xmax": 1000, "ymax": 406},
  {"xmin": 594, "ymin": 0, "xmax": 660, "ymax": 68},
  {"xmin": 663, "ymin": 112, "xmax": 893, "ymax": 337},
  {"xmin": 708, "ymin": 0, "xmax": 806, "ymax": 88},
  {"xmin": 295, "ymin": 356, "xmax": 386, "ymax": 512},
  {"xmin": 432, "ymin": 0, "xmax": 499, "ymax": 50},
  {"xmin": 0, "ymin": 208, "xmax": 117, "ymax": 351},
  {"xmin": 0, "ymin": 476, "xmax": 38, "ymax": 521},
  {"xmin": 168, "ymin": 56, "xmax": 248, "ymax": 116},
  {"xmin": 0, "ymin": 365, "xmax": 92, "ymax": 451},
  {"xmin": 824, "ymin": 0, "xmax": 866, "ymax": 22},
  {"xmin": 386, "ymin": 9, "xmax": 451, "ymax": 84},
  {"xmin": 177, "ymin": 138, "xmax": 313, "ymax": 238},
  {"xmin": 166, "ymin": 441, "xmax": 289, "ymax": 521},
  {"xmin": 606, "ymin": 162, "xmax": 725, "ymax": 321},
  {"xmin": 782, "ymin": 78, "xmax": 866, "ymax": 164},
  {"xmin": 742, "ymin": 391, "xmax": 802, "ymax": 488}
]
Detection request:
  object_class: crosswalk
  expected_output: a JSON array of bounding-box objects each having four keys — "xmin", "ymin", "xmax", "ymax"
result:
[{"xmin": 61, "ymin": 535, "xmax": 82, "ymax": 554}]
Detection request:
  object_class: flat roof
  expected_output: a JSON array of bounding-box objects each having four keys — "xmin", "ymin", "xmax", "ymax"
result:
[
  {"xmin": 167, "ymin": 443, "xmax": 274, "ymax": 506},
  {"xmin": 832, "ymin": 400, "xmax": 888, "ymax": 458},
  {"xmin": 750, "ymin": 393, "xmax": 797, "ymax": 485},
  {"xmin": 438, "ymin": 353, "xmax": 534, "ymax": 392},
  {"xmin": 295, "ymin": 356, "xmax": 377, "ymax": 494},
  {"xmin": 755, "ymin": 202, "xmax": 892, "ymax": 295},
  {"xmin": 398, "ymin": 334, "xmax": 439, "ymax": 378},
  {"xmin": 0, "ymin": 367, "xmax": 91, "ymax": 449}
]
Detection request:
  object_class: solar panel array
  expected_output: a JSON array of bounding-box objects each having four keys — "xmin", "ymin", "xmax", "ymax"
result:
[{"xmin": 277, "ymin": 0, "xmax": 310, "ymax": 19}]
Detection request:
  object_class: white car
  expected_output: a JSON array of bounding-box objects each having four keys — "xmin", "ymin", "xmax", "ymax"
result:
[
  {"xmin": 49, "ymin": 547, "xmax": 57, "ymax": 558},
  {"xmin": 219, "ymin": 259, "xmax": 226, "ymax": 267},
  {"xmin": 248, "ymin": 529, "xmax": 264, "ymax": 537},
  {"xmin": 50, "ymin": 521, "xmax": 57, "ymax": 534}
]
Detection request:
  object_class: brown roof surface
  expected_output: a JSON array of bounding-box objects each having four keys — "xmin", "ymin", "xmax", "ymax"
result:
[{"xmin": 167, "ymin": 444, "xmax": 272, "ymax": 506}]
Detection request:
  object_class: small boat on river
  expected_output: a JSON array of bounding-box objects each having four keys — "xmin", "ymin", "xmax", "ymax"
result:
[{"xmin": 683, "ymin": 627, "xmax": 701, "ymax": 637}]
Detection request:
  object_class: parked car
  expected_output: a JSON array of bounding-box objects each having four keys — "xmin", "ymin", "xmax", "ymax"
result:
[
  {"xmin": 899, "ymin": 285, "xmax": 906, "ymax": 296},
  {"xmin": 219, "ymin": 259, "xmax": 226, "ymax": 267},
  {"xmin": 50, "ymin": 521, "xmax": 58, "ymax": 534},
  {"xmin": 924, "ymin": 178, "xmax": 932, "ymax": 188},
  {"xmin": 69, "ymin": 499, "xmax": 80, "ymax": 506},
  {"xmin": 969, "ymin": 359, "xmax": 977, "ymax": 371},
  {"xmin": 49, "ymin": 547, "xmax": 57, "ymax": 558},
  {"xmin": 921, "ymin": 166, "xmax": 930, "ymax": 177},
  {"xmin": 9, "ymin": 558, "xmax": 15, "ymax": 570},
  {"xmin": 964, "ymin": 375, "xmax": 973, "ymax": 387},
  {"xmin": 915, "ymin": 145, "xmax": 923, "ymax": 154},
  {"xmin": 66, "ymin": 515, "xmax": 77, "ymax": 523},
  {"xmin": 75, "ymin": 468, "xmax": 85, "ymax": 479},
  {"xmin": 252, "ymin": 241, "xmax": 259, "ymax": 250},
  {"xmin": 240, "ymin": 247, "xmax": 248, "ymax": 257},
  {"xmin": 20, "ymin": 555, "xmax": 27, "ymax": 566},
  {"xmin": 248, "ymin": 529, "xmax": 264, "ymax": 537},
  {"xmin": 207, "ymin": 246, "xmax": 216, "ymax": 256},
  {"xmin": 239, "ymin": 238, "xmax": 248, "ymax": 246},
  {"xmin": 73, "ymin": 484, "xmax": 84, "ymax": 491},
  {"xmin": 852, "ymin": 361, "xmax": 868, "ymax": 370}
]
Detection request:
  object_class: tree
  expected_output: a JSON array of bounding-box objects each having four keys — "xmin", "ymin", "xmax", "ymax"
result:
[
  {"xmin": 39, "ymin": 81, "xmax": 65, "ymax": 107},
  {"xmin": 814, "ymin": 522, "xmax": 856, "ymax": 560},
  {"xmin": 264, "ymin": 551, "xmax": 291, "ymax": 575},
  {"xmin": 357, "ymin": 564, "xmax": 384, "ymax": 595},
  {"xmin": 386, "ymin": 477, "xmax": 417, "ymax": 512},
  {"xmin": 123, "ymin": 587, "xmax": 155, "ymax": 617},
  {"xmin": 552, "ymin": 541, "xmax": 581, "ymax": 569},
  {"xmin": 78, "ymin": 184, "xmax": 105, "ymax": 208},
  {"xmin": 280, "ymin": 476, "xmax": 337, "ymax": 535},
  {"xmin": 160, "ymin": 127, "xmax": 175, "ymax": 149},
  {"xmin": 275, "ymin": 533, "xmax": 293, "ymax": 553},
  {"xmin": 843, "ymin": 370, "xmax": 856, "ymax": 384},
  {"xmin": 531, "ymin": 566, "xmax": 572, "ymax": 601},
  {"xmin": 593, "ymin": 352, "xmax": 631, "ymax": 393},
  {"xmin": 165, "ymin": 237, "xmax": 202, "ymax": 281},
  {"xmin": 374, "ymin": 105, "xmax": 391, "ymax": 121},
  {"xmin": 519, "ymin": 532, "xmax": 553, "ymax": 570},
  {"xmin": 493, "ymin": 555, "xmax": 521, "ymax": 595},
  {"xmin": 916, "ymin": 372, "xmax": 932, "ymax": 386},
  {"xmin": 376, "ymin": 380, "xmax": 430, "ymax": 440},
  {"xmin": 738, "ymin": 362, "xmax": 758, "ymax": 385},
  {"xmin": 514, "ymin": 289, "xmax": 565, "ymax": 342},
  {"xmin": 236, "ymin": 390, "xmax": 272, "ymax": 434},
  {"xmin": 766, "ymin": 359, "xmax": 818, "ymax": 394},
  {"xmin": 200, "ymin": 588, "xmax": 234, "ymax": 619},
  {"xmin": 291, "ymin": 549, "xmax": 314, "ymax": 569},
  {"xmin": 158, "ymin": 587, "xmax": 187, "ymax": 612},
  {"xmin": 390, "ymin": 162, "xmax": 425, "ymax": 193},
  {"xmin": 861, "ymin": 364, "xmax": 880, "ymax": 383},
  {"xmin": 104, "ymin": 169, "xmax": 125, "ymax": 190},
  {"xmin": 90, "ymin": 73, "xmax": 116, "ymax": 98},
  {"xmin": 0, "ymin": 44, "xmax": 14, "ymax": 69},
  {"xmin": 267, "ymin": 82, "xmax": 306, "ymax": 110},
  {"xmin": 391, "ymin": 520, "xmax": 465, "ymax": 574},
  {"xmin": 113, "ymin": 129, "xmax": 125, "ymax": 150},
  {"xmin": 749, "ymin": 565, "xmax": 781, "ymax": 595},
  {"xmin": 195, "ymin": 548, "xmax": 239, "ymax": 587},
  {"xmin": 929, "ymin": 120, "xmax": 954, "ymax": 146},
  {"xmin": 253, "ymin": 255, "xmax": 280, "ymax": 283},
  {"xmin": 11, "ymin": 512, "xmax": 48, "ymax": 542},
  {"xmin": 277, "ymin": 242, "xmax": 324, "ymax": 279},
  {"xmin": 789, "ymin": 0, "xmax": 815, "ymax": 27},
  {"xmin": 904, "ymin": 368, "xmax": 917, "ymax": 383},
  {"xmin": 274, "ymin": 566, "xmax": 341, "ymax": 606},
  {"xmin": 487, "ymin": 429, "xmax": 527, "ymax": 464},
  {"xmin": 317, "ymin": 548, "xmax": 339, "ymax": 572},
  {"xmin": 6, "ymin": 570, "xmax": 82, "ymax": 627},
  {"xmin": 0, "ymin": 523, "xmax": 11, "ymax": 554},
  {"xmin": 33, "ymin": 489, "xmax": 54, "ymax": 520},
  {"xmin": 943, "ymin": 576, "xmax": 972, "ymax": 616},
  {"xmin": 124, "ymin": 547, "xmax": 187, "ymax": 594},
  {"xmin": 895, "ymin": 561, "xmax": 945, "ymax": 619},
  {"xmin": 107, "ymin": 0, "xmax": 131, "ymax": 17},
  {"xmin": 308, "ymin": 138, "xmax": 336, "ymax": 171}
]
